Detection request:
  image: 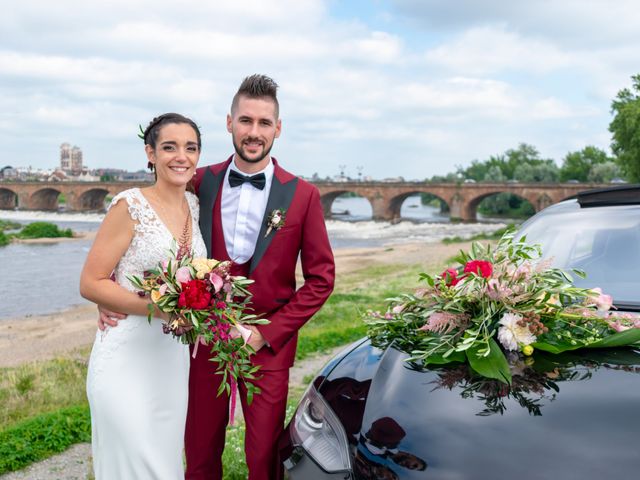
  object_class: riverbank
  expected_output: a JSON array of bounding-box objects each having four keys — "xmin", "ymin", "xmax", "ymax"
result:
[
  {"xmin": 0, "ymin": 240, "xmax": 468, "ymax": 367},
  {"xmin": 9, "ymin": 231, "xmax": 95, "ymax": 245}
]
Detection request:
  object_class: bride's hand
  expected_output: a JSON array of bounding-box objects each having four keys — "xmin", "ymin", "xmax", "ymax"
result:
[{"xmin": 97, "ymin": 305, "xmax": 128, "ymax": 331}]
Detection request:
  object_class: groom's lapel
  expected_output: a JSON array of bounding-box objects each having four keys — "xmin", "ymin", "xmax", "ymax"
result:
[
  {"xmin": 250, "ymin": 160, "xmax": 298, "ymax": 274},
  {"xmin": 199, "ymin": 162, "xmax": 229, "ymax": 258}
]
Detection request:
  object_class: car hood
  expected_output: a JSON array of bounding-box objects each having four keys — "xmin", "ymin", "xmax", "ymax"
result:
[{"xmin": 321, "ymin": 342, "xmax": 640, "ymax": 480}]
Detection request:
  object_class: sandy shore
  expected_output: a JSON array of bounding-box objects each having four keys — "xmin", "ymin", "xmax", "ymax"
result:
[{"xmin": 0, "ymin": 241, "xmax": 469, "ymax": 368}]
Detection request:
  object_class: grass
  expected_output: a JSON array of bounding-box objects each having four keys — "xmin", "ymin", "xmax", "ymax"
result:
[
  {"xmin": 441, "ymin": 224, "xmax": 515, "ymax": 244},
  {"xmin": 0, "ymin": 219, "xmax": 21, "ymax": 231},
  {"xmin": 0, "ymin": 353, "xmax": 89, "ymax": 430},
  {"xmin": 0, "ymin": 406, "xmax": 91, "ymax": 474},
  {"xmin": 0, "ymin": 257, "xmax": 444, "ymax": 477}
]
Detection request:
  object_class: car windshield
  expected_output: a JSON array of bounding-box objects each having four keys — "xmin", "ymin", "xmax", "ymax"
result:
[{"xmin": 518, "ymin": 203, "xmax": 640, "ymax": 308}]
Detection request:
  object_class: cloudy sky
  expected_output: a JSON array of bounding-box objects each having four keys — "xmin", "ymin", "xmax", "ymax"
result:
[{"xmin": 2, "ymin": 0, "xmax": 639, "ymax": 180}]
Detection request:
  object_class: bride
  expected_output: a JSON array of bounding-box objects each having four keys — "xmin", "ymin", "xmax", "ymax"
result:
[{"xmin": 80, "ymin": 113, "xmax": 207, "ymax": 478}]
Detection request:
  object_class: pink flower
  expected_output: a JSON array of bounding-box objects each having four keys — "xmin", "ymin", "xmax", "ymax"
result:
[
  {"xmin": 159, "ymin": 283, "xmax": 168, "ymax": 295},
  {"xmin": 463, "ymin": 260, "xmax": 493, "ymax": 278},
  {"xmin": 208, "ymin": 273, "xmax": 224, "ymax": 293},
  {"xmin": 392, "ymin": 304, "xmax": 405, "ymax": 314},
  {"xmin": 486, "ymin": 279, "xmax": 513, "ymax": 301},
  {"xmin": 175, "ymin": 267, "xmax": 192, "ymax": 284},
  {"xmin": 229, "ymin": 323, "xmax": 253, "ymax": 344},
  {"xmin": 587, "ymin": 287, "xmax": 613, "ymax": 311},
  {"xmin": 420, "ymin": 312, "xmax": 468, "ymax": 334}
]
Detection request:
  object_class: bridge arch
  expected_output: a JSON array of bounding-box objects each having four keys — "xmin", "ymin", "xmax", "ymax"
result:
[
  {"xmin": 320, "ymin": 190, "xmax": 373, "ymax": 220},
  {"xmin": 0, "ymin": 187, "xmax": 18, "ymax": 209},
  {"xmin": 389, "ymin": 190, "xmax": 450, "ymax": 221},
  {"xmin": 464, "ymin": 190, "xmax": 536, "ymax": 221},
  {"xmin": 73, "ymin": 188, "xmax": 111, "ymax": 211},
  {"xmin": 29, "ymin": 187, "xmax": 62, "ymax": 211}
]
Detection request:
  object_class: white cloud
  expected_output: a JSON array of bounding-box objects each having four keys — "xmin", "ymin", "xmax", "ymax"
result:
[
  {"xmin": 424, "ymin": 26, "xmax": 571, "ymax": 75},
  {"xmin": 0, "ymin": 1, "xmax": 635, "ymax": 179}
]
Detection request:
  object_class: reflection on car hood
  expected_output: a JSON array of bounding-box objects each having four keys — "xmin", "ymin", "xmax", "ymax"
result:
[{"xmin": 322, "ymin": 342, "xmax": 640, "ymax": 480}]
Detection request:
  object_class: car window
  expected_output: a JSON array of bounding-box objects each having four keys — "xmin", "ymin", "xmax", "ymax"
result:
[{"xmin": 518, "ymin": 204, "xmax": 640, "ymax": 306}]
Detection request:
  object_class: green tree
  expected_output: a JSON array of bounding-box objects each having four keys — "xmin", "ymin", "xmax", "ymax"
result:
[
  {"xmin": 560, "ymin": 146, "xmax": 612, "ymax": 182},
  {"xmin": 513, "ymin": 161, "xmax": 559, "ymax": 182},
  {"xmin": 587, "ymin": 161, "xmax": 623, "ymax": 183},
  {"xmin": 609, "ymin": 74, "xmax": 640, "ymax": 182}
]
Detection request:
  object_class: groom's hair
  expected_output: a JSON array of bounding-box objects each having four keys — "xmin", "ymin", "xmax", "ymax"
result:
[{"xmin": 231, "ymin": 74, "xmax": 279, "ymax": 118}]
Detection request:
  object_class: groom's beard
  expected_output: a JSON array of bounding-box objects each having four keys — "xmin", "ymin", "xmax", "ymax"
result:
[{"xmin": 232, "ymin": 135, "xmax": 274, "ymax": 164}]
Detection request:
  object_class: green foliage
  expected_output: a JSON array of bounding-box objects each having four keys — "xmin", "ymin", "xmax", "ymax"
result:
[
  {"xmin": 587, "ymin": 161, "xmax": 623, "ymax": 183},
  {"xmin": 478, "ymin": 194, "xmax": 535, "ymax": 218},
  {"xmin": 0, "ymin": 219, "xmax": 21, "ymax": 231},
  {"xmin": 221, "ymin": 424, "xmax": 248, "ymax": 479},
  {"xmin": 1, "ymin": 355, "xmax": 89, "ymax": 430},
  {"xmin": 609, "ymin": 74, "xmax": 640, "ymax": 182},
  {"xmin": 460, "ymin": 143, "xmax": 554, "ymax": 182},
  {"xmin": 513, "ymin": 162, "xmax": 559, "ymax": 183},
  {"xmin": 16, "ymin": 222, "xmax": 73, "ymax": 239},
  {"xmin": 0, "ymin": 231, "xmax": 8, "ymax": 247},
  {"xmin": 560, "ymin": 146, "xmax": 613, "ymax": 182},
  {"xmin": 442, "ymin": 225, "xmax": 515, "ymax": 244},
  {"xmin": 0, "ymin": 406, "xmax": 91, "ymax": 474}
]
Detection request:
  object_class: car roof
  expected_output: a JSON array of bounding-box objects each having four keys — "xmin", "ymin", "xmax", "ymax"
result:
[{"xmin": 573, "ymin": 184, "xmax": 640, "ymax": 207}]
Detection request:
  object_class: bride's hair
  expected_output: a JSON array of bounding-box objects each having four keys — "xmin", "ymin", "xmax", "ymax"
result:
[{"xmin": 142, "ymin": 113, "xmax": 202, "ymax": 171}]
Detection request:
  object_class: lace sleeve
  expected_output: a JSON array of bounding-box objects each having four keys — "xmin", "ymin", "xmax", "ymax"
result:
[{"xmin": 107, "ymin": 189, "xmax": 147, "ymax": 224}]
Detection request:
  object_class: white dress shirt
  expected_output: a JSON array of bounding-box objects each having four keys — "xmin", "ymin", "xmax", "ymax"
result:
[{"xmin": 221, "ymin": 158, "xmax": 274, "ymax": 264}]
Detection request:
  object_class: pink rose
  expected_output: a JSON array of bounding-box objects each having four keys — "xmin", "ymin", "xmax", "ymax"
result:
[{"xmin": 175, "ymin": 267, "xmax": 192, "ymax": 284}]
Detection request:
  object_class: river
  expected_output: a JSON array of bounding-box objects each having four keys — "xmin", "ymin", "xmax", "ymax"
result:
[{"xmin": 0, "ymin": 195, "xmax": 511, "ymax": 320}]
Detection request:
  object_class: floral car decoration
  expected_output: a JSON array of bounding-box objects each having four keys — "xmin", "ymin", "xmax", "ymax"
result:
[{"xmin": 365, "ymin": 230, "xmax": 640, "ymax": 384}]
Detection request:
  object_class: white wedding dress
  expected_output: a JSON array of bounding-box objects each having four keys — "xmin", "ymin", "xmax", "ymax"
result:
[{"xmin": 86, "ymin": 188, "xmax": 207, "ymax": 479}]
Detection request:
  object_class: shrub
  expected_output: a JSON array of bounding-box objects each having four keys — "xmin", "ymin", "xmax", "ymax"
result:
[
  {"xmin": 0, "ymin": 231, "xmax": 8, "ymax": 247},
  {"xmin": 17, "ymin": 222, "xmax": 73, "ymax": 239}
]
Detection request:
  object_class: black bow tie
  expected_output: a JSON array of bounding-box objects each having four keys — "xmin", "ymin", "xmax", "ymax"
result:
[{"xmin": 228, "ymin": 170, "xmax": 266, "ymax": 190}]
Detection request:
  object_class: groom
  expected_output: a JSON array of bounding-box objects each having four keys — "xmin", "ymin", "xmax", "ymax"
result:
[{"xmin": 186, "ymin": 74, "xmax": 335, "ymax": 479}]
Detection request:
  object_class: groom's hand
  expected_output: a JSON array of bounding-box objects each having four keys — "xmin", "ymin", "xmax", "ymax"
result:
[
  {"xmin": 97, "ymin": 305, "xmax": 127, "ymax": 331},
  {"xmin": 246, "ymin": 325, "xmax": 266, "ymax": 353}
]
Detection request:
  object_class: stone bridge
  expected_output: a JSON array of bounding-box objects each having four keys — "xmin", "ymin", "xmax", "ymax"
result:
[
  {"xmin": 0, "ymin": 180, "xmax": 607, "ymax": 221},
  {"xmin": 0, "ymin": 182, "xmax": 149, "ymax": 212},
  {"xmin": 314, "ymin": 181, "xmax": 608, "ymax": 221}
]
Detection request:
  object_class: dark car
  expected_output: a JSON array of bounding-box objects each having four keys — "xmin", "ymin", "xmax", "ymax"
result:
[{"xmin": 280, "ymin": 185, "xmax": 640, "ymax": 479}]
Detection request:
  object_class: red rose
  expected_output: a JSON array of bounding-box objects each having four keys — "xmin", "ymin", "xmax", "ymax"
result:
[
  {"xmin": 178, "ymin": 279, "xmax": 211, "ymax": 310},
  {"xmin": 463, "ymin": 260, "xmax": 493, "ymax": 278},
  {"xmin": 440, "ymin": 268, "xmax": 461, "ymax": 286}
]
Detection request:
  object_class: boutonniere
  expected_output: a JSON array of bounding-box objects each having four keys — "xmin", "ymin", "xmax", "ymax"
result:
[{"xmin": 265, "ymin": 208, "xmax": 286, "ymax": 237}]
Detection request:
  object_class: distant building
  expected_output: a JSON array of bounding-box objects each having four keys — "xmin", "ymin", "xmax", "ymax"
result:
[
  {"xmin": 60, "ymin": 143, "xmax": 83, "ymax": 174},
  {"xmin": 0, "ymin": 165, "xmax": 17, "ymax": 180}
]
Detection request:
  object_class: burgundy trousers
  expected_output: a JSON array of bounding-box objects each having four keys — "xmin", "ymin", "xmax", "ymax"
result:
[{"xmin": 185, "ymin": 346, "xmax": 289, "ymax": 480}]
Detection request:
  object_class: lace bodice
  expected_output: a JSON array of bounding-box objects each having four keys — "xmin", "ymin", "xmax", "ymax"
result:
[{"xmin": 109, "ymin": 188, "xmax": 207, "ymax": 291}]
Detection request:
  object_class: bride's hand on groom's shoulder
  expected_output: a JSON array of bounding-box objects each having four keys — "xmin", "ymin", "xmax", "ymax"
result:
[{"xmin": 97, "ymin": 305, "xmax": 127, "ymax": 330}]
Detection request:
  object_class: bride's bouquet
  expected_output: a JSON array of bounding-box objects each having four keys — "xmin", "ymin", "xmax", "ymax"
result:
[
  {"xmin": 365, "ymin": 230, "xmax": 640, "ymax": 384},
  {"xmin": 128, "ymin": 246, "xmax": 268, "ymax": 409}
]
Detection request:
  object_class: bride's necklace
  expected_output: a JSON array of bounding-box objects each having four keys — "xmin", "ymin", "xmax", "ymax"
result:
[{"xmin": 147, "ymin": 189, "xmax": 191, "ymax": 258}]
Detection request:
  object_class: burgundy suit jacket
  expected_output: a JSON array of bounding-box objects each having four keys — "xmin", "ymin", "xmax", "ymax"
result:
[{"xmin": 193, "ymin": 157, "xmax": 335, "ymax": 370}]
